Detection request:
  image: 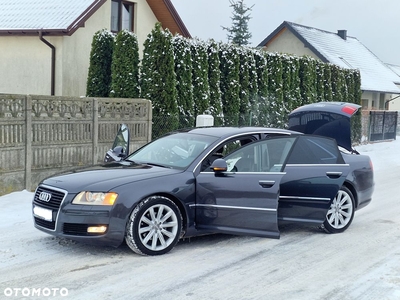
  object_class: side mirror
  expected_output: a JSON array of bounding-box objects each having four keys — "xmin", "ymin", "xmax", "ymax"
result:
[
  {"xmin": 210, "ymin": 158, "xmax": 228, "ymax": 173},
  {"xmin": 104, "ymin": 124, "xmax": 130, "ymax": 163},
  {"xmin": 104, "ymin": 146, "xmax": 127, "ymax": 163}
]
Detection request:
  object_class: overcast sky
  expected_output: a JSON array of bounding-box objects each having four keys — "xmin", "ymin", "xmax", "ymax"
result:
[{"xmin": 171, "ymin": 0, "xmax": 400, "ymax": 65}]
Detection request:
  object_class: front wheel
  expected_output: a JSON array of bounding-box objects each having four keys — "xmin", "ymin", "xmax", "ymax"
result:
[
  {"xmin": 125, "ymin": 196, "xmax": 182, "ymax": 256},
  {"xmin": 323, "ymin": 186, "xmax": 355, "ymax": 234}
]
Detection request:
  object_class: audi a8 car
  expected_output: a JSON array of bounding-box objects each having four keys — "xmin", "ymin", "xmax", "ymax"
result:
[{"xmin": 32, "ymin": 102, "xmax": 374, "ymax": 255}]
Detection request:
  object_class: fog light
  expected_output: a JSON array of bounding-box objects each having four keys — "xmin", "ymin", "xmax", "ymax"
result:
[{"xmin": 87, "ymin": 225, "xmax": 108, "ymax": 233}]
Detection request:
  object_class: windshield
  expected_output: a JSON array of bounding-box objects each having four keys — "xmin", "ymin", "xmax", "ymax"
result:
[{"xmin": 126, "ymin": 133, "xmax": 218, "ymax": 169}]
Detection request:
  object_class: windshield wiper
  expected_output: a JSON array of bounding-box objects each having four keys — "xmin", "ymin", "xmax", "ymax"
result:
[{"xmin": 143, "ymin": 162, "xmax": 171, "ymax": 168}]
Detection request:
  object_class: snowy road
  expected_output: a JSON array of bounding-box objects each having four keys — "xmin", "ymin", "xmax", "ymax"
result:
[{"xmin": 1, "ymin": 139, "xmax": 400, "ymax": 300}]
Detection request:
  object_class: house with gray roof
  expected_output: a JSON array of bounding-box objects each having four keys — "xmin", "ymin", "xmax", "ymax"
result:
[
  {"xmin": 0, "ymin": 0, "xmax": 190, "ymax": 97},
  {"xmin": 386, "ymin": 63, "xmax": 400, "ymax": 110},
  {"xmin": 258, "ymin": 21, "xmax": 400, "ymax": 111}
]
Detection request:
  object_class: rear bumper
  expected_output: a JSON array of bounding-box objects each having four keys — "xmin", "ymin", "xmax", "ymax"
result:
[{"xmin": 356, "ymin": 184, "xmax": 374, "ymax": 210}]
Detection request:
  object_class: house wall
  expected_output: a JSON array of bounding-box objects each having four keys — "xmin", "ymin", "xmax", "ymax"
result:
[
  {"xmin": 0, "ymin": 0, "xmax": 161, "ymax": 97},
  {"xmin": 361, "ymin": 91, "xmax": 392, "ymax": 110},
  {"xmin": 388, "ymin": 97, "xmax": 400, "ymax": 110},
  {"xmin": 263, "ymin": 29, "xmax": 319, "ymax": 59},
  {"xmin": 0, "ymin": 36, "xmax": 54, "ymax": 95}
]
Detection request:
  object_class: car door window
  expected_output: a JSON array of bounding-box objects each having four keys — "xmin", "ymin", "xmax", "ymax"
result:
[
  {"xmin": 286, "ymin": 135, "xmax": 344, "ymax": 165},
  {"xmin": 224, "ymin": 136, "xmax": 296, "ymax": 172},
  {"xmin": 200, "ymin": 136, "xmax": 256, "ymax": 172}
]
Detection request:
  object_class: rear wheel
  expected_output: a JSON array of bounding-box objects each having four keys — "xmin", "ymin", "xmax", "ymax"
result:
[
  {"xmin": 323, "ymin": 186, "xmax": 355, "ymax": 233},
  {"xmin": 125, "ymin": 196, "xmax": 182, "ymax": 256}
]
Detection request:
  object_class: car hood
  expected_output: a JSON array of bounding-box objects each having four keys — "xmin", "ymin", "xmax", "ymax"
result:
[
  {"xmin": 42, "ymin": 161, "xmax": 181, "ymax": 193},
  {"xmin": 288, "ymin": 102, "xmax": 361, "ymax": 152}
]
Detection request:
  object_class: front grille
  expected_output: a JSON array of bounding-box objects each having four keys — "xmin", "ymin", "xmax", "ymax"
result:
[
  {"xmin": 33, "ymin": 185, "xmax": 67, "ymax": 231},
  {"xmin": 63, "ymin": 223, "xmax": 105, "ymax": 236},
  {"xmin": 34, "ymin": 217, "xmax": 56, "ymax": 230},
  {"xmin": 33, "ymin": 186, "xmax": 66, "ymax": 210}
]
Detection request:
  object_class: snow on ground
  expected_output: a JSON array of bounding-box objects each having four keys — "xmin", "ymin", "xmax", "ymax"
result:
[{"xmin": 0, "ymin": 137, "xmax": 399, "ymax": 299}]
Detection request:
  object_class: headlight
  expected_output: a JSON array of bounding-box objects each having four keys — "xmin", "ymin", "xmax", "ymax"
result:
[{"xmin": 72, "ymin": 192, "xmax": 118, "ymax": 206}]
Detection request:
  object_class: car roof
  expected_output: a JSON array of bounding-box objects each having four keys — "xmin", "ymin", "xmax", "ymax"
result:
[{"xmin": 171, "ymin": 126, "xmax": 298, "ymax": 138}]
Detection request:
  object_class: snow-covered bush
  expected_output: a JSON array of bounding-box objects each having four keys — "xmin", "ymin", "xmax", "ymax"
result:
[
  {"xmin": 110, "ymin": 30, "xmax": 140, "ymax": 98},
  {"xmin": 86, "ymin": 29, "xmax": 114, "ymax": 97}
]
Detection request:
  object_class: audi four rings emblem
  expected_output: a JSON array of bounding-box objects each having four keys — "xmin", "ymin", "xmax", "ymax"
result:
[{"xmin": 38, "ymin": 192, "xmax": 52, "ymax": 202}]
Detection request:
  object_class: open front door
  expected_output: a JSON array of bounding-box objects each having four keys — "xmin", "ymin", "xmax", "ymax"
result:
[
  {"xmin": 195, "ymin": 172, "xmax": 284, "ymax": 238},
  {"xmin": 194, "ymin": 137, "xmax": 296, "ymax": 238}
]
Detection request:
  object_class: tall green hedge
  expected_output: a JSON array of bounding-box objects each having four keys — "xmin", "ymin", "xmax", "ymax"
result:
[
  {"xmin": 173, "ymin": 35, "xmax": 194, "ymax": 128},
  {"xmin": 238, "ymin": 47, "xmax": 251, "ymax": 126},
  {"xmin": 140, "ymin": 23, "xmax": 178, "ymax": 137},
  {"xmin": 110, "ymin": 30, "xmax": 140, "ymax": 98},
  {"xmin": 86, "ymin": 29, "xmax": 114, "ymax": 97},
  {"xmin": 207, "ymin": 40, "xmax": 223, "ymax": 126},
  {"xmin": 86, "ymin": 25, "xmax": 363, "ymax": 142},
  {"xmin": 191, "ymin": 39, "xmax": 210, "ymax": 117},
  {"xmin": 219, "ymin": 43, "xmax": 240, "ymax": 126},
  {"xmin": 253, "ymin": 50, "xmax": 269, "ymax": 126},
  {"xmin": 267, "ymin": 53, "xmax": 284, "ymax": 127}
]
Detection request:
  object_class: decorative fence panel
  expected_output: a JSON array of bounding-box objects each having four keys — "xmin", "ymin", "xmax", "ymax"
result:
[
  {"xmin": 0, "ymin": 94, "xmax": 152, "ymax": 195},
  {"xmin": 368, "ymin": 110, "xmax": 398, "ymax": 142}
]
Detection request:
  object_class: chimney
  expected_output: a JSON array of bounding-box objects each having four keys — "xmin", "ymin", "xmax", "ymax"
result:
[{"xmin": 337, "ymin": 30, "xmax": 347, "ymax": 40}]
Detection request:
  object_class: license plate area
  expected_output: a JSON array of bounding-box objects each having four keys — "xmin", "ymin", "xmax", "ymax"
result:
[{"xmin": 33, "ymin": 205, "xmax": 53, "ymax": 221}]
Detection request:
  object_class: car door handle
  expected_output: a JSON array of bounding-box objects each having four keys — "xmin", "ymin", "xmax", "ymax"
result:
[
  {"xmin": 259, "ymin": 180, "xmax": 276, "ymax": 188},
  {"xmin": 326, "ymin": 172, "xmax": 342, "ymax": 179}
]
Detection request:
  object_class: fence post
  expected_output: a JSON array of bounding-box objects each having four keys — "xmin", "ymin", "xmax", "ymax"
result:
[
  {"xmin": 25, "ymin": 95, "xmax": 32, "ymax": 191},
  {"xmin": 92, "ymin": 98, "xmax": 98, "ymax": 165}
]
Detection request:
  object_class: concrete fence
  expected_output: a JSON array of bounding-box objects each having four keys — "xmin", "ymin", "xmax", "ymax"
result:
[{"xmin": 0, "ymin": 94, "xmax": 152, "ymax": 195}]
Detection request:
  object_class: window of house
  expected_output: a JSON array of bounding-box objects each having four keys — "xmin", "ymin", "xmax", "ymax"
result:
[
  {"xmin": 111, "ymin": 0, "xmax": 134, "ymax": 32},
  {"xmin": 361, "ymin": 99, "xmax": 369, "ymax": 109}
]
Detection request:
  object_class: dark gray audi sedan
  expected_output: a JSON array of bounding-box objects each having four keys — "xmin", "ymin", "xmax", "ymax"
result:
[{"xmin": 32, "ymin": 102, "xmax": 374, "ymax": 255}]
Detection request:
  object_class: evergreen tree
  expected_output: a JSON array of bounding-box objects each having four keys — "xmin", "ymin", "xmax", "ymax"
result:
[
  {"xmin": 219, "ymin": 43, "xmax": 240, "ymax": 126},
  {"xmin": 173, "ymin": 35, "xmax": 194, "ymax": 128},
  {"xmin": 247, "ymin": 48, "xmax": 258, "ymax": 126},
  {"xmin": 315, "ymin": 61, "xmax": 325, "ymax": 102},
  {"xmin": 299, "ymin": 56, "xmax": 317, "ymax": 105},
  {"xmin": 281, "ymin": 54, "xmax": 293, "ymax": 126},
  {"xmin": 331, "ymin": 64, "xmax": 343, "ymax": 101},
  {"xmin": 86, "ymin": 29, "xmax": 114, "ymax": 97},
  {"xmin": 266, "ymin": 53, "xmax": 284, "ymax": 127},
  {"xmin": 140, "ymin": 23, "xmax": 178, "ymax": 137},
  {"xmin": 351, "ymin": 70, "xmax": 362, "ymax": 143},
  {"xmin": 207, "ymin": 40, "xmax": 223, "ymax": 126},
  {"xmin": 253, "ymin": 49, "xmax": 268, "ymax": 126},
  {"xmin": 191, "ymin": 39, "xmax": 210, "ymax": 117},
  {"xmin": 110, "ymin": 30, "xmax": 140, "ymax": 98},
  {"xmin": 222, "ymin": 0, "xmax": 254, "ymax": 46},
  {"xmin": 289, "ymin": 56, "xmax": 302, "ymax": 112},
  {"xmin": 238, "ymin": 47, "xmax": 251, "ymax": 126},
  {"xmin": 323, "ymin": 63, "xmax": 333, "ymax": 102}
]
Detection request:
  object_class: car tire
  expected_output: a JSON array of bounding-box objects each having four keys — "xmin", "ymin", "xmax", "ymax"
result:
[
  {"xmin": 125, "ymin": 196, "xmax": 182, "ymax": 256},
  {"xmin": 323, "ymin": 186, "xmax": 355, "ymax": 234}
]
